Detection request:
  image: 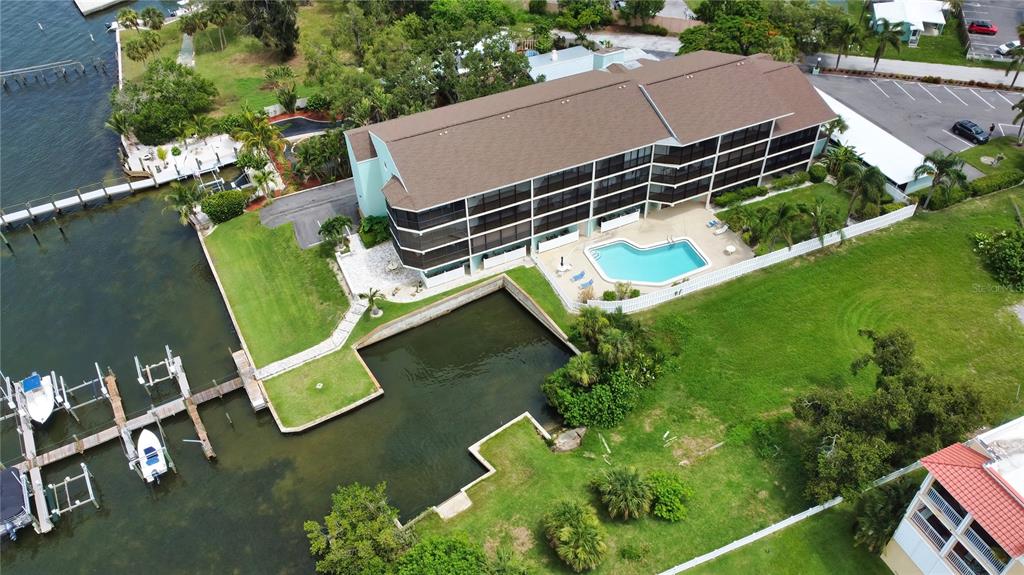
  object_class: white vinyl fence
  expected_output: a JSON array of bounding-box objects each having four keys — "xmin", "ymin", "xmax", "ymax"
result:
[{"xmin": 538, "ymin": 204, "xmax": 917, "ymax": 315}]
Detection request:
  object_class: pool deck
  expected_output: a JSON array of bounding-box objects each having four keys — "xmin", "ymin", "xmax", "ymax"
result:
[{"xmin": 538, "ymin": 201, "xmax": 754, "ymax": 298}]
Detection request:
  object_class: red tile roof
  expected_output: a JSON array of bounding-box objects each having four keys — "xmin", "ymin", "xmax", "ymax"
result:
[{"xmin": 921, "ymin": 444, "xmax": 1024, "ymax": 557}]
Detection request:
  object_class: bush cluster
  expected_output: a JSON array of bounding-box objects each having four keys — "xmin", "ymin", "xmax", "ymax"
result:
[
  {"xmin": 769, "ymin": 170, "xmax": 809, "ymax": 189},
  {"xmin": 973, "ymin": 228, "xmax": 1024, "ymax": 291},
  {"xmin": 808, "ymin": 163, "xmax": 828, "ymax": 183},
  {"xmin": 919, "ymin": 75, "xmax": 943, "ymax": 84},
  {"xmin": 200, "ymin": 189, "xmax": 247, "ymax": 224},
  {"xmin": 713, "ymin": 185, "xmax": 768, "ymax": 208},
  {"xmin": 358, "ymin": 215, "xmax": 390, "ymax": 248},
  {"xmin": 968, "ymin": 169, "xmax": 1024, "ymax": 197},
  {"xmin": 633, "ymin": 23, "xmax": 669, "ymax": 36},
  {"xmin": 110, "ymin": 58, "xmax": 217, "ymax": 145},
  {"xmin": 543, "ymin": 501, "xmax": 608, "ymax": 573},
  {"xmin": 304, "ymin": 92, "xmax": 332, "ymax": 113},
  {"xmin": 647, "ymin": 471, "xmax": 693, "ymax": 522}
]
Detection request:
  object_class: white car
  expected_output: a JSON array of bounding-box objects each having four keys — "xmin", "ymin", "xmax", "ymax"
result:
[{"xmin": 997, "ymin": 40, "xmax": 1021, "ymax": 55}]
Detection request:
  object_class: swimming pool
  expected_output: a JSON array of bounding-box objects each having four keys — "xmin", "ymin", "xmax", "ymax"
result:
[{"xmin": 587, "ymin": 239, "xmax": 709, "ymax": 285}]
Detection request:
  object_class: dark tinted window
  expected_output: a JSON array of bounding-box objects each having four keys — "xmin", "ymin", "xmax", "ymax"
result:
[
  {"xmin": 533, "ymin": 163, "xmax": 593, "ymax": 196},
  {"xmin": 534, "ymin": 184, "xmax": 590, "ymax": 215},
  {"xmin": 388, "ymin": 200, "xmax": 466, "ymax": 231},
  {"xmin": 713, "ymin": 160, "xmax": 764, "ymax": 190},
  {"xmin": 466, "ymin": 181, "xmax": 531, "ymax": 216},
  {"xmin": 763, "ymin": 144, "xmax": 812, "ymax": 174},
  {"xmin": 468, "ymin": 203, "xmax": 530, "ymax": 235},
  {"xmin": 471, "ymin": 222, "xmax": 532, "ymax": 253},
  {"xmin": 718, "ymin": 121, "xmax": 772, "ymax": 152},
  {"xmin": 649, "ymin": 177, "xmax": 712, "ymax": 204},
  {"xmin": 768, "ymin": 126, "xmax": 818, "ymax": 154},
  {"xmin": 397, "ymin": 241, "xmax": 470, "ymax": 269},
  {"xmin": 534, "ymin": 204, "xmax": 590, "ymax": 234},
  {"xmin": 389, "ymin": 220, "xmax": 467, "ymax": 252},
  {"xmin": 716, "ymin": 142, "xmax": 768, "ymax": 171},
  {"xmin": 593, "ymin": 187, "xmax": 647, "ymax": 216},
  {"xmin": 595, "ymin": 147, "xmax": 652, "ymax": 178},
  {"xmin": 594, "ymin": 166, "xmax": 649, "ymax": 197},
  {"xmin": 653, "ymin": 137, "xmax": 717, "ymax": 165},
  {"xmin": 651, "ymin": 158, "xmax": 713, "ymax": 185}
]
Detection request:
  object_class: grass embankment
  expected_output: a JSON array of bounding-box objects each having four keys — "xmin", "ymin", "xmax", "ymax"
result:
[
  {"xmin": 961, "ymin": 136, "xmax": 1024, "ymax": 176},
  {"xmin": 263, "ymin": 267, "xmax": 559, "ymax": 429},
  {"xmin": 719, "ymin": 183, "xmax": 850, "ymax": 255},
  {"xmin": 204, "ymin": 213, "xmax": 346, "ymax": 367},
  {"xmin": 418, "ymin": 189, "xmax": 1024, "ymax": 574},
  {"xmin": 120, "ymin": 23, "xmax": 184, "ymax": 82}
]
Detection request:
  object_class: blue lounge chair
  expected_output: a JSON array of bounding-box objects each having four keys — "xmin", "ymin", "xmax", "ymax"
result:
[
  {"xmin": 579, "ymin": 279, "xmax": 594, "ymax": 290},
  {"xmin": 570, "ymin": 271, "xmax": 585, "ymax": 282},
  {"xmin": 707, "ymin": 219, "xmax": 720, "ymax": 228}
]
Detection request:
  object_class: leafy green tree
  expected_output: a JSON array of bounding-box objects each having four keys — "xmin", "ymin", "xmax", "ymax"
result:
[
  {"xmin": 333, "ymin": 1, "xmax": 391, "ymax": 67},
  {"xmin": 914, "ymin": 150, "xmax": 967, "ymax": 210},
  {"xmin": 558, "ymin": 0, "xmax": 612, "ymax": 41},
  {"xmin": 200, "ymin": 189, "xmax": 248, "ymax": 223},
  {"xmin": 617, "ymin": 0, "xmax": 664, "ymax": 25},
  {"xmin": 973, "ymin": 227, "xmax": 1024, "ymax": 291},
  {"xmin": 694, "ymin": 0, "xmax": 765, "ymax": 24},
  {"xmin": 140, "ymin": 6, "xmax": 164, "ymax": 30},
  {"xmin": 110, "ymin": 58, "xmax": 218, "ymax": 145},
  {"xmin": 396, "ymin": 535, "xmax": 489, "ymax": 575},
  {"xmin": 117, "ymin": 8, "xmax": 139, "ymax": 30},
  {"xmin": 454, "ymin": 38, "xmax": 534, "ymax": 102},
  {"xmin": 869, "ymin": 18, "xmax": 903, "ymax": 72},
  {"xmin": 647, "ymin": 471, "xmax": 693, "ymax": 522},
  {"xmin": 239, "ymin": 0, "xmax": 300, "ymax": 59},
  {"xmin": 430, "ymin": 0, "xmax": 517, "ymax": 29},
  {"xmin": 304, "ymin": 482, "xmax": 414, "ymax": 575},
  {"xmin": 543, "ymin": 501, "xmax": 608, "ymax": 572},
  {"xmin": 593, "ymin": 467, "xmax": 652, "ymax": 520},
  {"xmin": 853, "ymin": 477, "xmax": 919, "ymax": 554}
]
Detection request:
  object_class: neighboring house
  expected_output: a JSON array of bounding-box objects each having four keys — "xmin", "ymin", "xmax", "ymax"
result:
[
  {"xmin": 344, "ymin": 51, "xmax": 835, "ymax": 286},
  {"xmin": 871, "ymin": 0, "xmax": 949, "ymax": 47},
  {"xmin": 527, "ymin": 46, "xmax": 658, "ymax": 81},
  {"xmin": 883, "ymin": 415, "xmax": 1024, "ymax": 575},
  {"xmin": 815, "ymin": 89, "xmax": 933, "ymax": 197}
]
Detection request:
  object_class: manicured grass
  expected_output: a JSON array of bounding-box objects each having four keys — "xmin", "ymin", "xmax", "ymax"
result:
[
  {"xmin": 686, "ymin": 506, "xmax": 891, "ymax": 575},
  {"xmin": 120, "ymin": 23, "xmax": 184, "ymax": 82},
  {"xmin": 204, "ymin": 213, "xmax": 346, "ymax": 367},
  {"xmin": 719, "ymin": 183, "xmax": 851, "ymax": 255},
  {"xmin": 960, "ymin": 136, "xmax": 1024, "ymax": 176},
  {"xmin": 847, "ymin": 12, "xmax": 1003, "ymax": 70},
  {"xmin": 417, "ymin": 189, "xmax": 1024, "ymax": 573}
]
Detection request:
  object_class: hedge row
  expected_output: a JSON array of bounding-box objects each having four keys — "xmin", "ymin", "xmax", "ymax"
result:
[
  {"xmin": 768, "ymin": 170, "xmax": 809, "ymax": 189},
  {"xmin": 714, "ymin": 185, "xmax": 768, "ymax": 208},
  {"xmin": 201, "ymin": 189, "xmax": 248, "ymax": 224},
  {"xmin": 968, "ymin": 169, "xmax": 1024, "ymax": 197}
]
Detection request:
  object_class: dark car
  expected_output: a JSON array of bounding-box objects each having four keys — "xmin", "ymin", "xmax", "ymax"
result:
[
  {"xmin": 967, "ymin": 20, "xmax": 998, "ymax": 35},
  {"xmin": 952, "ymin": 120, "xmax": 989, "ymax": 144}
]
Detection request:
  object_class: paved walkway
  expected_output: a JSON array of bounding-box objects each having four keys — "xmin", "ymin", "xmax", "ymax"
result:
[
  {"xmin": 658, "ymin": 0, "xmax": 696, "ymax": 19},
  {"xmin": 255, "ymin": 299, "xmax": 368, "ymax": 380},
  {"xmin": 813, "ymin": 53, "xmax": 1017, "ymax": 86},
  {"xmin": 556, "ymin": 29, "xmax": 682, "ymax": 53},
  {"xmin": 260, "ymin": 179, "xmax": 359, "ymax": 249},
  {"xmin": 177, "ymin": 34, "xmax": 194, "ymax": 68}
]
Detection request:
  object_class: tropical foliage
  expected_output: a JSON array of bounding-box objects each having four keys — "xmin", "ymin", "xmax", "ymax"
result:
[
  {"xmin": 110, "ymin": 58, "xmax": 218, "ymax": 145},
  {"xmin": 542, "ymin": 500, "xmax": 608, "ymax": 572},
  {"xmin": 973, "ymin": 222, "xmax": 1024, "ymax": 291},
  {"xmin": 395, "ymin": 535, "xmax": 488, "ymax": 575},
  {"xmin": 358, "ymin": 215, "xmax": 390, "ymax": 248},
  {"xmin": 592, "ymin": 466, "xmax": 653, "ymax": 520},
  {"xmin": 647, "ymin": 471, "xmax": 693, "ymax": 522},
  {"xmin": 200, "ymin": 189, "xmax": 248, "ymax": 224},
  {"xmin": 914, "ymin": 150, "xmax": 968, "ymax": 210},
  {"xmin": 869, "ymin": 18, "xmax": 902, "ymax": 72},
  {"xmin": 852, "ymin": 477, "xmax": 919, "ymax": 554},
  {"xmin": 238, "ymin": 0, "xmax": 300, "ymax": 58},
  {"xmin": 293, "ymin": 130, "xmax": 350, "ymax": 183},
  {"xmin": 318, "ymin": 215, "xmax": 353, "ymax": 252},
  {"xmin": 839, "ymin": 163, "xmax": 887, "ymax": 219},
  {"xmin": 124, "ymin": 30, "xmax": 162, "ymax": 63},
  {"xmin": 163, "ymin": 181, "xmax": 205, "ymax": 226}
]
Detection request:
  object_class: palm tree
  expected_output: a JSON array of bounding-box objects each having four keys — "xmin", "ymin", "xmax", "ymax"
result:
[
  {"xmin": 840, "ymin": 165, "xmax": 887, "ymax": 218},
  {"xmin": 853, "ymin": 478, "xmax": 919, "ymax": 553},
  {"xmin": 831, "ymin": 20, "xmax": 862, "ymax": 69},
  {"xmin": 104, "ymin": 111, "xmax": 132, "ymax": 137},
  {"xmin": 1005, "ymin": 47, "xmax": 1024, "ymax": 88},
  {"xmin": 572, "ymin": 307, "xmax": 610, "ymax": 352},
  {"xmin": 800, "ymin": 199, "xmax": 845, "ymax": 246},
  {"xmin": 914, "ymin": 150, "xmax": 967, "ymax": 209},
  {"xmin": 564, "ymin": 352, "xmax": 599, "ymax": 387},
  {"xmin": 823, "ymin": 116, "xmax": 849, "ymax": 142},
  {"xmin": 543, "ymin": 501, "xmax": 608, "ymax": 573},
  {"xmin": 188, "ymin": 114, "xmax": 216, "ymax": 144},
  {"xmin": 593, "ymin": 467, "xmax": 652, "ymax": 521},
  {"xmin": 116, "ymin": 8, "xmax": 139, "ymax": 30},
  {"xmin": 597, "ymin": 328, "xmax": 633, "ymax": 367},
  {"xmin": 870, "ymin": 19, "xmax": 903, "ymax": 72},
  {"xmin": 359, "ymin": 288, "xmax": 385, "ymax": 317},
  {"xmin": 250, "ymin": 167, "xmax": 274, "ymax": 200},
  {"xmin": 318, "ymin": 215, "xmax": 353, "ymax": 248},
  {"xmin": 205, "ymin": 1, "xmax": 232, "ymax": 50},
  {"xmin": 233, "ymin": 116, "xmax": 283, "ymax": 160},
  {"xmin": 163, "ymin": 181, "xmax": 203, "ymax": 226},
  {"xmin": 1014, "ymin": 96, "xmax": 1024, "ymax": 145},
  {"xmin": 768, "ymin": 202, "xmax": 801, "ymax": 249},
  {"xmin": 823, "ymin": 145, "xmax": 861, "ymax": 178},
  {"xmin": 140, "ymin": 6, "xmax": 164, "ymax": 30}
]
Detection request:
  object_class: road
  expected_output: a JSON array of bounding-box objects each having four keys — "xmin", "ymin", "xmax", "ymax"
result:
[{"xmin": 259, "ymin": 179, "xmax": 359, "ymax": 249}]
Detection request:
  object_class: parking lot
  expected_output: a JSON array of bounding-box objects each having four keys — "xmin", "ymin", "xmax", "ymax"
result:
[
  {"xmin": 963, "ymin": 0, "xmax": 1023, "ymax": 59},
  {"xmin": 810, "ymin": 74, "xmax": 1019, "ymax": 167}
]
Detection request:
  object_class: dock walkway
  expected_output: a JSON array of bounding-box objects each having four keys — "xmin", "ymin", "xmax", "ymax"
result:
[
  {"xmin": 232, "ymin": 351, "xmax": 267, "ymax": 411},
  {"xmin": 12, "ymin": 384, "xmax": 55, "ymax": 534}
]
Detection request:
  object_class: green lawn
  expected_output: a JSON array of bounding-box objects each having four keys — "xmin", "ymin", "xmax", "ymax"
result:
[
  {"xmin": 204, "ymin": 213, "xmax": 346, "ymax": 367},
  {"xmin": 262, "ymin": 268, "xmax": 564, "ymax": 429},
  {"xmin": 961, "ymin": 136, "xmax": 1024, "ymax": 176},
  {"xmin": 120, "ymin": 23, "xmax": 184, "ymax": 82},
  {"xmin": 417, "ymin": 189, "xmax": 1024, "ymax": 573},
  {"xmin": 719, "ymin": 183, "xmax": 851, "ymax": 255}
]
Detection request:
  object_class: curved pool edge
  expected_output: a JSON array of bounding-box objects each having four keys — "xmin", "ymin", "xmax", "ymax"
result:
[{"xmin": 584, "ymin": 236, "xmax": 710, "ymax": 287}]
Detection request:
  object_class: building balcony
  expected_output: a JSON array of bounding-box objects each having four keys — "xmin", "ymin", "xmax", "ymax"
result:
[
  {"xmin": 964, "ymin": 524, "xmax": 1010, "ymax": 574},
  {"xmin": 911, "ymin": 507, "xmax": 951, "ymax": 550},
  {"xmin": 946, "ymin": 543, "xmax": 989, "ymax": 575},
  {"xmin": 927, "ymin": 486, "xmax": 965, "ymax": 527}
]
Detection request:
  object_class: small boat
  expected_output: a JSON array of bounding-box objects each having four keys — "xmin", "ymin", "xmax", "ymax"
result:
[
  {"xmin": 136, "ymin": 429, "xmax": 168, "ymax": 483},
  {"xmin": 19, "ymin": 372, "xmax": 56, "ymax": 425}
]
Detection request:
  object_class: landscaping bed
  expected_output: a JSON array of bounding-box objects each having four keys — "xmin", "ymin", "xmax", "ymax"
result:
[
  {"xmin": 960, "ymin": 136, "xmax": 1024, "ymax": 176},
  {"xmin": 718, "ymin": 183, "xmax": 851, "ymax": 255}
]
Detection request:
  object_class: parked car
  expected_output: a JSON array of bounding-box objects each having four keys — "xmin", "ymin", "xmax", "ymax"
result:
[
  {"xmin": 996, "ymin": 40, "xmax": 1021, "ymax": 55},
  {"xmin": 952, "ymin": 120, "xmax": 990, "ymax": 145},
  {"xmin": 968, "ymin": 20, "xmax": 998, "ymax": 35}
]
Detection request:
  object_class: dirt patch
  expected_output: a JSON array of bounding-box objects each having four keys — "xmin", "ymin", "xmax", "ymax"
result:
[
  {"xmin": 609, "ymin": 432, "xmax": 624, "ymax": 444},
  {"xmin": 673, "ymin": 436, "xmax": 721, "ymax": 466},
  {"xmin": 1011, "ymin": 303, "xmax": 1024, "ymax": 326},
  {"xmin": 642, "ymin": 407, "xmax": 665, "ymax": 433},
  {"xmin": 510, "ymin": 526, "xmax": 533, "ymax": 554},
  {"xmin": 485, "ymin": 523, "xmax": 535, "ymax": 558}
]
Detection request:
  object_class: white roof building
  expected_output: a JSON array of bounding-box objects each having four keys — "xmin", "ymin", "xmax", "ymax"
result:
[
  {"xmin": 872, "ymin": 0, "xmax": 948, "ymax": 32},
  {"xmin": 527, "ymin": 46, "xmax": 657, "ymax": 81}
]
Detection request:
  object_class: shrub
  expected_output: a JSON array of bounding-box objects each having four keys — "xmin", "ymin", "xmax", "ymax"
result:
[
  {"xmin": 619, "ymin": 542, "xmax": 651, "ymax": 562},
  {"xmin": 968, "ymin": 169, "xmax": 1024, "ymax": 197},
  {"xmin": 542, "ymin": 501, "xmax": 608, "ymax": 572},
  {"xmin": 235, "ymin": 150, "xmax": 266, "ymax": 172},
  {"xmin": 881, "ymin": 203, "xmax": 905, "ymax": 215},
  {"xmin": 614, "ymin": 281, "xmax": 633, "ymax": 300},
  {"xmin": 809, "ymin": 163, "xmax": 827, "ymax": 183},
  {"xmin": 853, "ymin": 477, "xmax": 919, "ymax": 553},
  {"xmin": 593, "ymin": 467, "xmax": 652, "ymax": 520},
  {"xmin": 920, "ymin": 75, "xmax": 943, "ymax": 84},
  {"xmin": 770, "ymin": 171, "xmax": 809, "ymax": 189},
  {"xmin": 396, "ymin": 535, "xmax": 488, "ymax": 575},
  {"xmin": 859, "ymin": 202, "xmax": 881, "ymax": 219},
  {"xmin": 629, "ymin": 288, "xmax": 641, "ymax": 298},
  {"xmin": 715, "ymin": 185, "xmax": 767, "ymax": 208},
  {"xmin": 543, "ymin": 368, "xmax": 643, "ymax": 428},
  {"xmin": 602, "ymin": 290, "xmax": 618, "ymax": 301},
  {"xmin": 634, "ymin": 23, "xmax": 669, "ymax": 36},
  {"xmin": 648, "ymin": 471, "xmax": 693, "ymax": 522},
  {"xmin": 528, "ymin": 0, "xmax": 548, "ymax": 14},
  {"xmin": 973, "ymin": 228, "xmax": 1024, "ymax": 291},
  {"xmin": 358, "ymin": 215, "xmax": 390, "ymax": 247},
  {"xmin": 305, "ymin": 92, "xmax": 332, "ymax": 112},
  {"xmin": 200, "ymin": 189, "xmax": 247, "ymax": 224},
  {"xmin": 171, "ymin": 146, "xmax": 182, "ymax": 156}
]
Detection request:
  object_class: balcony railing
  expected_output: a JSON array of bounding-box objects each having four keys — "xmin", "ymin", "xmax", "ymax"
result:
[
  {"xmin": 965, "ymin": 527, "xmax": 1009, "ymax": 573},
  {"xmin": 912, "ymin": 511, "xmax": 949, "ymax": 550},
  {"xmin": 946, "ymin": 550, "xmax": 986, "ymax": 575},
  {"xmin": 927, "ymin": 487, "xmax": 965, "ymax": 526}
]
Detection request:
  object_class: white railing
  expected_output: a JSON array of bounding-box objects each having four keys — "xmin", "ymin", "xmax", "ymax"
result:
[
  {"xmin": 927, "ymin": 487, "xmax": 965, "ymax": 526},
  {"xmin": 423, "ymin": 267, "xmax": 466, "ymax": 288},
  {"xmin": 599, "ymin": 209, "xmax": 640, "ymax": 232},
  {"xmin": 965, "ymin": 526, "xmax": 1009, "ymax": 573},
  {"xmin": 482, "ymin": 246, "xmax": 527, "ymax": 269},
  {"xmin": 912, "ymin": 510, "xmax": 948, "ymax": 550},
  {"xmin": 946, "ymin": 550, "xmax": 986, "ymax": 575},
  {"xmin": 574, "ymin": 204, "xmax": 918, "ymax": 314},
  {"xmin": 537, "ymin": 229, "xmax": 580, "ymax": 253}
]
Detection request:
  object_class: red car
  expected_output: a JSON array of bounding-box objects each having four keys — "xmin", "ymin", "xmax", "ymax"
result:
[{"xmin": 968, "ymin": 20, "xmax": 998, "ymax": 35}]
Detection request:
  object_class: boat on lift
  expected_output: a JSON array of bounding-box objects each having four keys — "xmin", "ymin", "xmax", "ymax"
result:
[
  {"xmin": 19, "ymin": 372, "xmax": 56, "ymax": 425},
  {"xmin": 136, "ymin": 428, "xmax": 168, "ymax": 483}
]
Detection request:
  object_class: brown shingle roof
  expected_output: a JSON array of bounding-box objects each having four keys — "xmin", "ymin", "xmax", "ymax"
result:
[{"xmin": 346, "ymin": 51, "xmax": 834, "ymax": 211}]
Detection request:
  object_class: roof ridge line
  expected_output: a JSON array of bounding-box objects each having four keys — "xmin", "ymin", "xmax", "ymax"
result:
[{"xmin": 642, "ymin": 53, "xmax": 749, "ymax": 88}]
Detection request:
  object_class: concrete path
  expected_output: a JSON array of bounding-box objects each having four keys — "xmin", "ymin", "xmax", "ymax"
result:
[
  {"xmin": 812, "ymin": 53, "xmax": 1019, "ymax": 86},
  {"xmin": 255, "ymin": 299, "xmax": 368, "ymax": 380},
  {"xmin": 556, "ymin": 29, "xmax": 682, "ymax": 53},
  {"xmin": 177, "ymin": 33, "xmax": 194, "ymax": 68},
  {"xmin": 658, "ymin": 0, "xmax": 696, "ymax": 20},
  {"xmin": 260, "ymin": 179, "xmax": 359, "ymax": 249}
]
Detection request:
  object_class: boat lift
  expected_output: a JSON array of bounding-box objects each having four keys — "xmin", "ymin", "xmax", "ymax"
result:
[
  {"xmin": 46, "ymin": 462, "xmax": 100, "ymax": 521},
  {"xmin": 0, "ymin": 366, "xmax": 107, "ymax": 425},
  {"xmin": 135, "ymin": 345, "xmax": 182, "ymax": 398},
  {"xmin": 128, "ymin": 412, "xmax": 176, "ymax": 484}
]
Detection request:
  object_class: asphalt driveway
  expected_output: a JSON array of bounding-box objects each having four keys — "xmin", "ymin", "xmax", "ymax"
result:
[
  {"xmin": 260, "ymin": 179, "xmax": 359, "ymax": 249},
  {"xmin": 963, "ymin": 0, "xmax": 1023, "ymax": 60}
]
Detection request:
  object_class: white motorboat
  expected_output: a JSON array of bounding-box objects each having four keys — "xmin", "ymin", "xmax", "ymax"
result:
[
  {"xmin": 19, "ymin": 373, "xmax": 56, "ymax": 425},
  {"xmin": 136, "ymin": 429, "xmax": 168, "ymax": 483}
]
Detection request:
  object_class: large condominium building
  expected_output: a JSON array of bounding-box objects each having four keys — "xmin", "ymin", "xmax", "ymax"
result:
[
  {"xmin": 884, "ymin": 416, "xmax": 1024, "ymax": 575},
  {"xmin": 344, "ymin": 50, "xmax": 835, "ymax": 285}
]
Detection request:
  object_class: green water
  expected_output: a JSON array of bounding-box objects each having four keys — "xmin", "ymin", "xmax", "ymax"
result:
[{"xmin": 1, "ymin": 274, "xmax": 569, "ymax": 572}]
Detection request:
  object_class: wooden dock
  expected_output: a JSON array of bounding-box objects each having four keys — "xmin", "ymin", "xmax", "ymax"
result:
[
  {"xmin": 232, "ymin": 350, "xmax": 267, "ymax": 412},
  {"xmin": 11, "ymin": 384, "xmax": 55, "ymax": 533}
]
